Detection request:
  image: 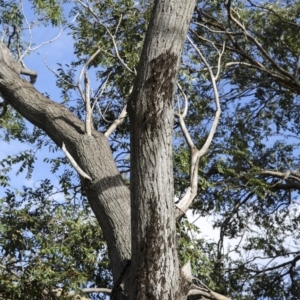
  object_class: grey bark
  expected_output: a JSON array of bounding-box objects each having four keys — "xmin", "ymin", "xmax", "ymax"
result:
[{"xmin": 128, "ymin": 0, "xmax": 196, "ymax": 299}]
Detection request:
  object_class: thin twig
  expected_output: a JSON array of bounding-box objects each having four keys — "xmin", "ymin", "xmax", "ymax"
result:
[
  {"xmin": 84, "ymin": 71, "xmax": 93, "ymax": 135},
  {"xmin": 43, "ymin": 56, "xmax": 76, "ymax": 88},
  {"xmin": 77, "ymin": 0, "xmax": 136, "ymax": 74}
]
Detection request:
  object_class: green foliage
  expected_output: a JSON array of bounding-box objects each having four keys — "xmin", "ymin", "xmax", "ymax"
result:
[
  {"xmin": 0, "ymin": 181, "xmax": 110, "ymax": 299},
  {"xmin": 177, "ymin": 218, "xmax": 215, "ymax": 286},
  {"xmin": 29, "ymin": 0, "xmax": 66, "ymax": 25}
]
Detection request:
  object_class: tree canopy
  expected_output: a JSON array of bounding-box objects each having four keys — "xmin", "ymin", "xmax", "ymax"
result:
[{"xmin": 0, "ymin": 0, "xmax": 300, "ymax": 299}]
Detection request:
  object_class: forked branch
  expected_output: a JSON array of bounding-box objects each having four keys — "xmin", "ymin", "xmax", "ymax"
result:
[{"xmin": 175, "ymin": 38, "xmax": 223, "ymax": 218}]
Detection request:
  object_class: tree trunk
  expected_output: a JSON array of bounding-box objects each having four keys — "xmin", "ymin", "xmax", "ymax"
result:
[{"xmin": 128, "ymin": 1, "xmax": 196, "ymax": 299}]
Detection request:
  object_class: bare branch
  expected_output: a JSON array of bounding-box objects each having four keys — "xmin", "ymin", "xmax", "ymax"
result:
[
  {"xmin": 66, "ymin": 287, "xmax": 112, "ymax": 298},
  {"xmin": 104, "ymin": 105, "xmax": 127, "ymax": 138},
  {"xmin": 19, "ymin": 4, "xmax": 78, "ymax": 61},
  {"xmin": 114, "ymin": 14, "xmax": 123, "ymax": 36},
  {"xmin": 20, "ymin": 0, "xmax": 33, "ymax": 59},
  {"xmin": 62, "ymin": 143, "xmax": 92, "ymax": 181},
  {"xmin": 84, "ymin": 71, "xmax": 93, "ymax": 136},
  {"xmin": 187, "ymin": 36, "xmax": 222, "ymax": 157},
  {"xmin": 193, "ymin": 21, "xmax": 236, "ymax": 35},
  {"xmin": 20, "ymin": 26, "xmax": 64, "ymax": 62},
  {"xmin": 91, "ymin": 71, "xmax": 112, "ymax": 111},
  {"xmin": 77, "ymin": 47, "xmax": 102, "ymax": 101},
  {"xmin": 176, "ymin": 82, "xmax": 188, "ymax": 118},
  {"xmin": 175, "ymin": 115, "xmax": 194, "ymax": 149},
  {"xmin": 175, "ymin": 38, "xmax": 222, "ymax": 218}
]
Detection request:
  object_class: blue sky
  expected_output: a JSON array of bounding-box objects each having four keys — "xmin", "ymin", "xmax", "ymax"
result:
[{"xmin": 0, "ymin": 1, "xmax": 75, "ymax": 194}]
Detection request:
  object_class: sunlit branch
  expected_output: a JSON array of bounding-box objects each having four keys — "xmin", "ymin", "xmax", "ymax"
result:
[
  {"xmin": 91, "ymin": 72, "xmax": 128, "ymax": 135},
  {"xmin": 261, "ymin": 169, "xmax": 300, "ymax": 182},
  {"xmin": 188, "ymin": 36, "xmax": 222, "ymax": 162},
  {"xmin": 19, "ymin": 5, "xmax": 78, "ymax": 62},
  {"xmin": 105, "ymin": 105, "xmax": 127, "ymax": 138},
  {"xmin": 97, "ymin": 102, "xmax": 113, "ymax": 125},
  {"xmin": 175, "ymin": 83, "xmax": 194, "ymax": 149},
  {"xmin": 77, "ymin": 47, "xmax": 102, "ymax": 101},
  {"xmin": 91, "ymin": 71, "xmax": 112, "ymax": 111},
  {"xmin": 193, "ymin": 21, "xmax": 235, "ymax": 34},
  {"xmin": 188, "ymin": 276, "xmax": 232, "ymax": 300},
  {"xmin": 61, "ymin": 143, "xmax": 92, "ymax": 181},
  {"xmin": 20, "ymin": 0, "xmax": 33, "ymax": 59},
  {"xmin": 66, "ymin": 287, "xmax": 112, "ymax": 298},
  {"xmin": 21, "ymin": 26, "xmax": 63, "ymax": 61},
  {"xmin": 176, "ymin": 82, "xmax": 188, "ymax": 118},
  {"xmin": 175, "ymin": 38, "xmax": 223, "ymax": 218},
  {"xmin": 84, "ymin": 71, "xmax": 93, "ymax": 136}
]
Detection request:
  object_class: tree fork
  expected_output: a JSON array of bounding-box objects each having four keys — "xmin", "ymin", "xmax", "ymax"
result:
[{"xmin": 0, "ymin": 42, "xmax": 131, "ymax": 283}]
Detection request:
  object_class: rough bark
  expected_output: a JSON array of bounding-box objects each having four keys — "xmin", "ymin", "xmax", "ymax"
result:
[
  {"xmin": 128, "ymin": 1, "xmax": 196, "ymax": 299},
  {"xmin": 0, "ymin": 42, "xmax": 131, "ymax": 282}
]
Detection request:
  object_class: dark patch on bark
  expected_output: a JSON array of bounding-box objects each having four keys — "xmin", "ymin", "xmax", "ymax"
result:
[
  {"xmin": 143, "ymin": 50, "xmax": 178, "ymax": 138},
  {"xmin": 139, "ymin": 195, "xmax": 161, "ymax": 299},
  {"xmin": 131, "ymin": 50, "xmax": 180, "ymax": 299}
]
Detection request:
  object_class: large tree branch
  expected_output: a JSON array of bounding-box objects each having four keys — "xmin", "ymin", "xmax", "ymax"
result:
[{"xmin": 0, "ymin": 42, "xmax": 131, "ymax": 282}]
